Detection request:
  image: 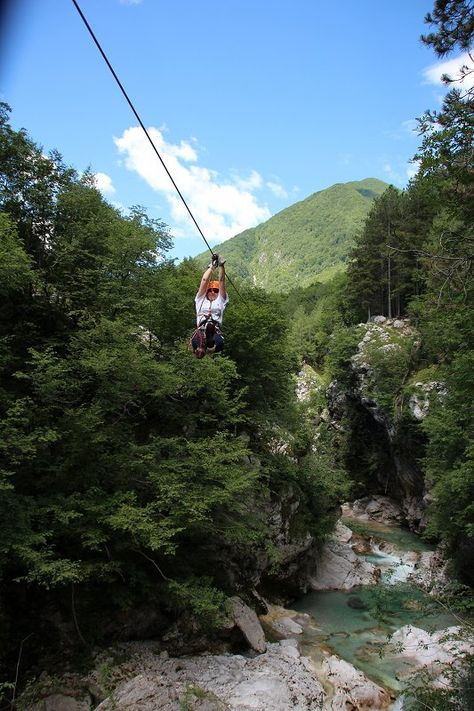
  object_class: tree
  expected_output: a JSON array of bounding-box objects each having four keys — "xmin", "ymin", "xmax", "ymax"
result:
[
  {"xmin": 345, "ymin": 187, "xmax": 425, "ymax": 321},
  {"xmin": 422, "ymin": 0, "xmax": 474, "ymax": 57}
]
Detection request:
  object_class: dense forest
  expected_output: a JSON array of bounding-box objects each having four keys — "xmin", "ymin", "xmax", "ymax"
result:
[
  {"xmin": 0, "ymin": 101, "xmax": 349, "ymax": 690},
  {"xmin": 0, "ymin": 0, "xmax": 473, "ymax": 707}
]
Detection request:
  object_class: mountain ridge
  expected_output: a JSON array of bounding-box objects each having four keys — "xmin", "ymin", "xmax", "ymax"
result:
[{"xmin": 196, "ymin": 177, "xmax": 389, "ymax": 292}]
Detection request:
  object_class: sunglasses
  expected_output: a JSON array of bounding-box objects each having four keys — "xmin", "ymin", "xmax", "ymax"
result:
[{"xmin": 208, "ymin": 288, "xmax": 219, "ymax": 293}]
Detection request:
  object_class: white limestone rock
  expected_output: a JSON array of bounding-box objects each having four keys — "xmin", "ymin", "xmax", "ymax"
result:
[
  {"xmin": 407, "ymin": 548, "xmax": 450, "ymax": 594},
  {"xmin": 386, "ymin": 625, "xmax": 474, "ymax": 686},
  {"xmin": 310, "ymin": 539, "xmax": 378, "ymax": 590},
  {"xmin": 332, "ymin": 520, "xmax": 353, "ymax": 543},
  {"xmin": 227, "ymin": 596, "xmax": 267, "ymax": 653},
  {"xmin": 259, "ymin": 604, "xmax": 310, "ymax": 640},
  {"xmin": 408, "ymin": 381, "xmax": 446, "ymax": 421},
  {"xmin": 95, "ymin": 641, "xmax": 325, "ymax": 711},
  {"xmin": 321, "ymin": 655, "xmax": 393, "ymax": 710}
]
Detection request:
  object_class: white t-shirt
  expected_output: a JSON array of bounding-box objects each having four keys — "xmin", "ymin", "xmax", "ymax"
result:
[{"xmin": 195, "ymin": 292, "xmax": 229, "ymax": 326}]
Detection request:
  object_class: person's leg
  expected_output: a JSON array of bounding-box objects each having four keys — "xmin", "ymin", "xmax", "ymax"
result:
[
  {"xmin": 214, "ymin": 332, "xmax": 224, "ymax": 353},
  {"xmin": 205, "ymin": 320, "xmax": 215, "ymax": 347},
  {"xmin": 192, "ymin": 328, "xmax": 206, "ymax": 358}
]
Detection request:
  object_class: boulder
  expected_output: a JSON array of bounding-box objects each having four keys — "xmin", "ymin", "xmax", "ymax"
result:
[
  {"xmin": 259, "ymin": 604, "xmax": 309, "ymax": 639},
  {"xmin": 321, "ymin": 655, "xmax": 393, "ymax": 710},
  {"xmin": 388, "ymin": 625, "xmax": 473, "ymax": 671},
  {"xmin": 227, "ymin": 596, "xmax": 266, "ymax": 653},
  {"xmin": 332, "ymin": 520, "xmax": 352, "ymax": 543}
]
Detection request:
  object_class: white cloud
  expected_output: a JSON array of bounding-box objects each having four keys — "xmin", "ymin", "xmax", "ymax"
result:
[
  {"xmin": 114, "ymin": 126, "xmax": 271, "ymax": 241},
  {"xmin": 423, "ymin": 52, "xmax": 474, "ymax": 90},
  {"xmin": 383, "ymin": 162, "xmax": 405, "ymax": 185},
  {"xmin": 266, "ymin": 181, "xmax": 288, "ymax": 199},
  {"xmin": 119, "ymin": 0, "xmax": 143, "ymax": 5},
  {"xmin": 400, "ymin": 119, "xmax": 418, "ymax": 136},
  {"xmin": 94, "ymin": 172, "xmax": 116, "ymax": 195},
  {"xmin": 383, "ymin": 159, "xmax": 420, "ymax": 185},
  {"xmin": 406, "ymin": 160, "xmax": 420, "ymax": 180},
  {"xmin": 234, "ymin": 170, "xmax": 263, "ymax": 191}
]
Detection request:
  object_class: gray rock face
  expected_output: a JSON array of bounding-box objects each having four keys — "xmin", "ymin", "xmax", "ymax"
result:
[
  {"xmin": 209, "ymin": 483, "xmax": 318, "ymax": 605},
  {"xmin": 310, "ymin": 538, "xmax": 378, "ymax": 590},
  {"xmin": 326, "ymin": 319, "xmax": 431, "ymax": 531},
  {"xmin": 408, "ymin": 381, "xmax": 446, "ymax": 421},
  {"xmin": 94, "ymin": 673, "xmax": 225, "ymax": 711},
  {"xmin": 408, "ymin": 549, "xmax": 450, "ymax": 594},
  {"xmin": 259, "ymin": 605, "xmax": 310, "ymax": 639},
  {"xmin": 227, "ymin": 596, "xmax": 267, "ymax": 653},
  {"xmin": 344, "ymin": 496, "xmax": 404, "ymax": 525},
  {"xmin": 93, "ymin": 640, "xmax": 325, "ymax": 711},
  {"xmin": 27, "ymin": 696, "xmax": 91, "ymax": 711}
]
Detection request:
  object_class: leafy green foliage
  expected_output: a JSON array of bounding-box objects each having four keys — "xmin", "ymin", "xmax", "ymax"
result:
[
  {"xmin": 167, "ymin": 577, "xmax": 228, "ymax": 628},
  {"xmin": 356, "ymin": 325, "xmax": 418, "ymax": 413},
  {"xmin": 422, "ymin": 351, "xmax": 474, "ymax": 551},
  {"xmin": 325, "ymin": 325, "xmax": 362, "ymax": 388},
  {"xmin": 0, "ymin": 103, "xmax": 351, "ymax": 690},
  {"xmin": 332, "ymin": 29, "xmax": 474, "ymax": 569},
  {"xmin": 225, "ymin": 288, "xmax": 298, "ymax": 423},
  {"xmin": 345, "ymin": 186, "xmax": 430, "ymax": 322},
  {"xmin": 281, "ymin": 272, "xmax": 349, "ymax": 367}
]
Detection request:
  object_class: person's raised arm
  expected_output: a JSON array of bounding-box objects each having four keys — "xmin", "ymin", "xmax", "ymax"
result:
[
  {"xmin": 218, "ymin": 255, "xmax": 227, "ymax": 300},
  {"xmin": 196, "ymin": 256, "xmax": 217, "ymax": 298}
]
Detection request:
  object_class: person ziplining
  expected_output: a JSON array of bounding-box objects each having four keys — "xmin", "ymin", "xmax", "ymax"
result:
[{"xmin": 191, "ymin": 254, "xmax": 228, "ymax": 358}]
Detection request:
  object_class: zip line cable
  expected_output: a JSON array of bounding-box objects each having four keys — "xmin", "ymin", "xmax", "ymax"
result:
[{"xmin": 71, "ymin": 0, "xmax": 250, "ymax": 307}]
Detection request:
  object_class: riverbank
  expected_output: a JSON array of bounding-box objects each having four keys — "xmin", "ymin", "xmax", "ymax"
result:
[{"xmin": 20, "ymin": 499, "xmax": 472, "ymax": 711}]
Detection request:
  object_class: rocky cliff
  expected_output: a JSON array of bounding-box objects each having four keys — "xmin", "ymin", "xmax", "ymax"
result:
[{"xmin": 325, "ymin": 316, "xmax": 441, "ymax": 531}]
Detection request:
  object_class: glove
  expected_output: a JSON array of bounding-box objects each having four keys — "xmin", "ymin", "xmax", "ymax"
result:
[
  {"xmin": 218, "ymin": 254, "xmax": 226, "ymax": 266},
  {"xmin": 211, "ymin": 254, "xmax": 219, "ymax": 269}
]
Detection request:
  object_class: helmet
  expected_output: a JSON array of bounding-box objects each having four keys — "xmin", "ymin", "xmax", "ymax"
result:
[{"xmin": 208, "ymin": 281, "xmax": 220, "ymax": 290}]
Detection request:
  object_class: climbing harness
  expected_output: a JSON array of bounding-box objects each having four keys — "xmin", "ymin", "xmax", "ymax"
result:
[{"xmin": 189, "ymin": 319, "xmax": 223, "ymax": 359}]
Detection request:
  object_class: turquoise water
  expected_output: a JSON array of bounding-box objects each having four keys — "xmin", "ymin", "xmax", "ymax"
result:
[
  {"xmin": 293, "ymin": 522, "xmax": 456, "ymax": 693},
  {"xmin": 293, "ymin": 586, "xmax": 455, "ymax": 691},
  {"xmin": 341, "ymin": 516, "xmax": 435, "ymax": 552}
]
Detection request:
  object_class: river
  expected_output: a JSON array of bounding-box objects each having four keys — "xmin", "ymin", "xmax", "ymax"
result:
[{"xmin": 292, "ymin": 517, "xmax": 457, "ymax": 706}]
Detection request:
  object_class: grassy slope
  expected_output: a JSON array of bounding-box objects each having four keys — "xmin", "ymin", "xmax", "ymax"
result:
[{"xmin": 196, "ymin": 178, "xmax": 389, "ymax": 292}]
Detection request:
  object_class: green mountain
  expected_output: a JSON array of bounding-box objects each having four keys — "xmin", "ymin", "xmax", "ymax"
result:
[{"xmin": 198, "ymin": 178, "xmax": 389, "ymax": 292}]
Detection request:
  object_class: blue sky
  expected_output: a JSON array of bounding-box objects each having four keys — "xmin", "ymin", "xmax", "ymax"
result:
[{"xmin": 1, "ymin": 0, "xmax": 470, "ymax": 261}]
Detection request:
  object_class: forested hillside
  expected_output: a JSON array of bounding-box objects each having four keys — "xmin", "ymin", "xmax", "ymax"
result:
[{"xmin": 196, "ymin": 178, "xmax": 388, "ymax": 291}]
